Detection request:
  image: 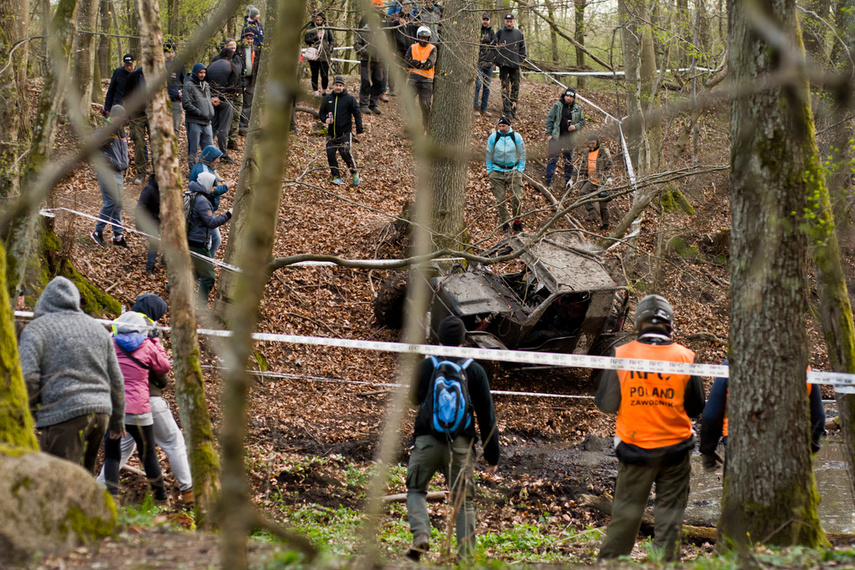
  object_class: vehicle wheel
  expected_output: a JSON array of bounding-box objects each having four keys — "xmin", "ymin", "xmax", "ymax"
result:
[{"xmin": 374, "ymin": 272, "xmax": 409, "ymax": 329}]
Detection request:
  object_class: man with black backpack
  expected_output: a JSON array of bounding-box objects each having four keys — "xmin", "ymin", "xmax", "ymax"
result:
[{"xmin": 405, "ymin": 316, "xmax": 500, "ymax": 562}]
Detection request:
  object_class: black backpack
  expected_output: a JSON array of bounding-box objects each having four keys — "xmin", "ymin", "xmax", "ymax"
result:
[{"xmin": 422, "ymin": 356, "xmax": 474, "ymax": 440}]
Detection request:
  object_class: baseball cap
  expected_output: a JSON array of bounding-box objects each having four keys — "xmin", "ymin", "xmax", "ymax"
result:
[
  {"xmin": 504, "ymin": 13, "xmax": 514, "ymax": 19},
  {"xmin": 333, "ymin": 76, "xmax": 345, "ymax": 85},
  {"xmin": 123, "ymin": 54, "xmax": 135, "ymax": 63},
  {"xmin": 482, "ymin": 13, "xmax": 490, "ymax": 19}
]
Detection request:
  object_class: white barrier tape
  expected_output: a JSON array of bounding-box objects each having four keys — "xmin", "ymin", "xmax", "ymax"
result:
[
  {"xmin": 14, "ymin": 311, "xmax": 855, "ymax": 387},
  {"xmin": 521, "ymin": 67, "xmax": 713, "ymax": 78}
]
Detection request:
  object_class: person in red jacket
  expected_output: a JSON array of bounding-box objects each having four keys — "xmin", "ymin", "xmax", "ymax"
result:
[{"xmin": 595, "ymin": 295, "xmax": 705, "ymax": 562}]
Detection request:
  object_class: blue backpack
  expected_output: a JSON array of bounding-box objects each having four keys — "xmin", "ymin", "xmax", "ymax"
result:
[{"xmin": 424, "ymin": 356, "xmax": 474, "ymax": 440}]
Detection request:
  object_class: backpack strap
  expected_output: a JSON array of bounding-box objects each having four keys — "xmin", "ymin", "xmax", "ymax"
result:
[
  {"xmin": 460, "ymin": 358, "xmax": 474, "ymax": 370},
  {"xmin": 116, "ymin": 342, "xmax": 149, "ymax": 370},
  {"xmin": 492, "ymin": 131, "xmax": 521, "ymax": 170}
]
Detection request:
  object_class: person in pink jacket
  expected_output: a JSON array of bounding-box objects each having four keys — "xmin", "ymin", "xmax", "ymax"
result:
[{"xmin": 103, "ymin": 311, "xmax": 171, "ymax": 503}]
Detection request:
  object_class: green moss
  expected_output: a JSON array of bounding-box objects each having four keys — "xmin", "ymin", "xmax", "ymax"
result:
[
  {"xmin": 61, "ymin": 502, "xmax": 115, "ymax": 542},
  {"xmin": 0, "ymin": 443, "xmax": 36, "ymax": 456},
  {"xmin": 253, "ymin": 351, "xmax": 269, "ymax": 372}
]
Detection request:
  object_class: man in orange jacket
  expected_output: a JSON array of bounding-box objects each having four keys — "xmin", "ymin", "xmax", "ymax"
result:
[
  {"xmin": 405, "ymin": 26, "xmax": 437, "ymax": 127},
  {"xmin": 595, "ymin": 294, "xmax": 705, "ymax": 562}
]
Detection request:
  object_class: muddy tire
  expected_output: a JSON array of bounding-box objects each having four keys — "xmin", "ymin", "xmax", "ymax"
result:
[{"xmin": 374, "ymin": 273, "xmax": 409, "ymax": 329}]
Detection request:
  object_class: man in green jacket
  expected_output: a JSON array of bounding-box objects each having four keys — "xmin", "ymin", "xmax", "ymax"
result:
[{"xmin": 545, "ymin": 87, "xmax": 585, "ymax": 190}]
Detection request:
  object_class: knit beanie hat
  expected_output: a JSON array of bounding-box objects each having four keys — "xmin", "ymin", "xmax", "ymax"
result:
[
  {"xmin": 333, "ymin": 76, "xmax": 345, "ymax": 85},
  {"xmin": 132, "ymin": 293, "xmax": 167, "ymax": 322},
  {"xmin": 197, "ymin": 171, "xmax": 216, "ymax": 192},
  {"xmin": 110, "ymin": 105, "xmax": 127, "ymax": 118},
  {"xmin": 437, "ymin": 316, "xmax": 466, "ymax": 346},
  {"xmin": 497, "ymin": 115, "xmax": 511, "ymax": 126},
  {"xmin": 192, "ymin": 62, "xmax": 206, "ymax": 77},
  {"xmin": 247, "ymin": 6, "xmax": 260, "ymax": 19},
  {"xmin": 114, "ymin": 311, "xmax": 147, "ymax": 334}
]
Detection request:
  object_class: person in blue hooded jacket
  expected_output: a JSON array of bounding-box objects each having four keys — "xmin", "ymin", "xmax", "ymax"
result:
[
  {"xmin": 189, "ymin": 146, "xmax": 234, "ymax": 258},
  {"xmin": 187, "ymin": 171, "xmax": 232, "ymax": 305},
  {"xmin": 485, "ymin": 115, "xmax": 526, "ymax": 233}
]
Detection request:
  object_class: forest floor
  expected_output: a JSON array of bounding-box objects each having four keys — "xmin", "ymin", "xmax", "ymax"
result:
[{"xmin": 24, "ymin": 70, "xmax": 852, "ymax": 569}]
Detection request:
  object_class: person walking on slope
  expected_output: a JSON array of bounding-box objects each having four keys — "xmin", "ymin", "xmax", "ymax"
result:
[
  {"xmin": 595, "ymin": 295, "xmax": 705, "ymax": 562},
  {"xmin": 474, "ymin": 13, "xmax": 496, "ymax": 117},
  {"xmin": 19, "ymin": 277, "xmax": 125, "ymax": 473},
  {"xmin": 97, "ymin": 294, "xmax": 194, "ymax": 506},
  {"xmin": 405, "ymin": 26, "xmax": 438, "ymax": 128},
  {"xmin": 304, "ymin": 12, "xmax": 335, "ymax": 97},
  {"xmin": 183, "ymin": 63, "xmax": 215, "ymax": 170},
  {"xmin": 319, "ymin": 76, "xmax": 364, "ymax": 186},
  {"xmin": 494, "ymin": 14, "xmax": 526, "ymax": 119},
  {"xmin": 189, "ymin": 145, "xmax": 235, "ymax": 258},
  {"xmin": 545, "ymin": 87, "xmax": 585, "ymax": 191},
  {"xmin": 164, "ymin": 42, "xmax": 185, "ymax": 135},
  {"xmin": 405, "ymin": 316, "xmax": 500, "ymax": 562},
  {"xmin": 354, "ymin": 4, "xmax": 385, "ymax": 115},
  {"xmin": 122, "ymin": 65, "xmax": 150, "ymax": 185},
  {"xmin": 486, "ymin": 116, "xmax": 526, "ymax": 233},
  {"xmin": 91, "ymin": 105, "xmax": 131, "ymax": 249},
  {"xmin": 102, "ymin": 311, "xmax": 171, "ymax": 503},
  {"xmin": 103, "ymin": 54, "xmax": 136, "ymax": 115},
  {"xmin": 577, "ymin": 136, "xmax": 613, "ymax": 230},
  {"xmin": 135, "ymin": 174, "xmax": 162, "ymax": 274},
  {"xmin": 187, "ymin": 171, "xmax": 233, "ymax": 305}
]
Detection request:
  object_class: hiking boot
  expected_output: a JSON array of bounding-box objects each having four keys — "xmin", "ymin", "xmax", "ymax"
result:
[
  {"xmin": 380, "ymin": 93, "xmax": 390, "ymax": 102},
  {"xmin": 370, "ymin": 107, "xmax": 381, "ymax": 115},
  {"xmin": 331, "ymin": 177, "xmax": 345, "ymax": 185},
  {"xmin": 512, "ymin": 220, "xmax": 523, "ymax": 233},
  {"xmin": 220, "ymin": 154, "xmax": 236, "ymax": 165},
  {"xmin": 546, "ymin": 179, "xmax": 554, "ymax": 191},
  {"xmin": 227, "ymin": 140, "xmax": 237, "ymax": 150},
  {"xmin": 112, "ymin": 236, "xmax": 129, "ymax": 249},
  {"xmin": 133, "ymin": 176, "xmax": 144, "ymax": 185},
  {"xmin": 360, "ymin": 106, "xmax": 370, "ymax": 114},
  {"xmin": 482, "ymin": 109, "xmax": 491, "ymax": 117},
  {"xmin": 473, "ymin": 107, "xmax": 481, "ymax": 116},
  {"xmin": 502, "ymin": 223, "xmax": 511, "ymax": 234},
  {"xmin": 181, "ymin": 488, "xmax": 194, "ymax": 508},
  {"xmin": 313, "ymin": 90, "xmax": 320, "ymax": 97},
  {"xmin": 405, "ymin": 534, "xmax": 429, "ymax": 562},
  {"xmin": 352, "ymin": 173, "xmax": 360, "ymax": 186},
  {"xmin": 90, "ymin": 230, "xmax": 106, "ymax": 247},
  {"xmin": 145, "ymin": 263, "xmax": 155, "ymax": 275}
]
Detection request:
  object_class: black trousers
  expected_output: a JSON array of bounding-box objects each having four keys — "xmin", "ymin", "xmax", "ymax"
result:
[
  {"xmin": 499, "ymin": 66, "xmax": 520, "ymax": 115},
  {"xmin": 408, "ymin": 78, "xmax": 434, "ymax": 126},
  {"xmin": 326, "ymin": 133, "xmax": 356, "ymax": 178},
  {"xmin": 309, "ymin": 60, "xmax": 330, "ymax": 91},
  {"xmin": 104, "ymin": 423, "xmax": 168, "ymax": 501},
  {"xmin": 359, "ymin": 61, "xmax": 383, "ymax": 108}
]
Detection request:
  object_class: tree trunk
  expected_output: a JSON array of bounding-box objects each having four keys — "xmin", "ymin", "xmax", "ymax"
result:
[
  {"xmin": 0, "ymin": 243, "xmax": 39, "ymax": 452},
  {"xmin": 97, "ymin": 0, "xmax": 111, "ymax": 79},
  {"xmin": 636, "ymin": 1, "xmax": 661, "ymax": 175},
  {"xmin": 0, "ymin": 0, "xmax": 30, "ymax": 200},
  {"xmin": 3, "ymin": 0, "xmax": 80, "ymax": 297},
  {"xmin": 168, "ymin": 0, "xmax": 178, "ymax": 37},
  {"xmin": 720, "ymin": 0, "xmax": 826, "ymax": 549},
  {"xmin": 619, "ymin": 0, "xmax": 641, "ymax": 150},
  {"xmin": 135, "ymin": 0, "xmax": 221, "ymax": 528},
  {"xmin": 127, "ymin": 0, "xmax": 139, "ymax": 57},
  {"xmin": 73, "ymin": 0, "xmax": 100, "ymax": 117},
  {"xmin": 218, "ymin": 1, "xmax": 309, "ymax": 565},
  {"xmin": 427, "ymin": 0, "xmax": 478, "ymax": 251},
  {"xmin": 544, "ymin": 0, "xmax": 559, "ymax": 65},
  {"xmin": 574, "ymin": 0, "xmax": 586, "ymax": 88},
  {"xmin": 802, "ymin": 0, "xmax": 830, "ymax": 64}
]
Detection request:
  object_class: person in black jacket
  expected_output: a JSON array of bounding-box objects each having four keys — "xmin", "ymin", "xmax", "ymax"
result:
[
  {"xmin": 354, "ymin": 6, "xmax": 384, "ymax": 114},
  {"xmin": 91, "ymin": 105, "xmax": 130, "ymax": 248},
  {"xmin": 103, "ymin": 54, "xmax": 136, "ymax": 113},
  {"xmin": 319, "ymin": 76, "xmax": 364, "ymax": 185},
  {"xmin": 304, "ymin": 12, "xmax": 335, "ymax": 97},
  {"xmin": 474, "ymin": 13, "xmax": 496, "ymax": 116},
  {"xmin": 187, "ymin": 171, "xmax": 232, "ymax": 305},
  {"xmin": 405, "ymin": 316, "xmax": 500, "ymax": 563},
  {"xmin": 494, "ymin": 14, "xmax": 526, "ymax": 118},
  {"xmin": 207, "ymin": 41, "xmax": 240, "ymax": 164},
  {"xmin": 123, "ymin": 67, "xmax": 149, "ymax": 185},
  {"xmin": 183, "ymin": 63, "xmax": 215, "ymax": 170},
  {"xmin": 164, "ymin": 42, "xmax": 185, "ymax": 135},
  {"xmin": 135, "ymin": 174, "xmax": 161, "ymax": 274}
]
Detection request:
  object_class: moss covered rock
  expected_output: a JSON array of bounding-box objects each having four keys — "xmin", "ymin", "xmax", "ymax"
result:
[{"xmin": 0, "ymin": 450, "xmax": 116, "ymax": 564}]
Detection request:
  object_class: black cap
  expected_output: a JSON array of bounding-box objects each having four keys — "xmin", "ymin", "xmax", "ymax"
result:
[
  {"xmin": 163, "ymin": 40, "xmax": 175, "ymax": 52},
  {"xmin": 437, "ymin": 316, "xmax": 466, "ymax": 346},
  {"xmin": 123, "ymin": 54, "xmax": 135, "ymax": 63},
  {"xmin": 333, "ymin": 75, "xmax": 345, "ymax": 85},
  {"xmin": 564, "ymin": 88, "xmax": 576, "ymax": 98},
  {"xmin": 482, "ymin": 13, "xmax": 490, "ymax": 19},
  {"xmin": 504, "ymin": 13, "xmax": 514, "ymax": 19},
  {"xmin": 497, "ymin": 115, "xmax": 511, "ymax": 126}
]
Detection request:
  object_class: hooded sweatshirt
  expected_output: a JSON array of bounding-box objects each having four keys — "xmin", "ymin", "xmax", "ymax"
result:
[
  {"xmin": 187, "ymin": 171, "xmax": 232, "ymax": 247},
  {"xmin": 19, "ymin": 276, "xmax": 125, "ymax": 431},
  {"xmin": 189, "ymin": 146, "xmax": 229, "ymax": 205},
  {"xmin": 131, "ymin": 293, "xmax": 170, "ymax": 397},
  {"xmin": 183, "ymin": 63, "xmax": 215, "ymax": 125},
  {"xmin": 112, "ymin": 312, "xmax": 171, "ymax": 419},
  {"xmin": 318, "ymin": 88, "xmax": 363, "ymax": 139}
]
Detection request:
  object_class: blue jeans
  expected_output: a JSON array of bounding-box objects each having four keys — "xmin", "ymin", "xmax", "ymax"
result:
[
  {"xmin": 474, "ymin": 64, "xmax": 492, "ymax": 111},
  {"xmin": 186, "ymin": 121, "xmax": 213, "ymax": 169},
  {"xmin": 209, "ymin": 227, "xmax": 222, "ymax": 258},
  {"xmin": 95, "ymin": 169, "xmax": 124, "ymax": 237},
  {"xmin": 545, "ymin": 137, "xmax": 574, "ymax": 185}
]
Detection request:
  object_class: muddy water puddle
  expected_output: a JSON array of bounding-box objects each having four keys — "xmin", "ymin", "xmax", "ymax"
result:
[{"xmin": 688, "ymin": 442, "xmax": 855, "ymax": 533}]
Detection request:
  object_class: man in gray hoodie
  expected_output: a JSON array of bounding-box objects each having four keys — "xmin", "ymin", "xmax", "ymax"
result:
[{"xmin": 19, "ymin": 276, "xmax": 125, "ymax": 473}]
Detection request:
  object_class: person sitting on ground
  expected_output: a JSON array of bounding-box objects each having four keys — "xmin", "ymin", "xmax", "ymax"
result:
[
  {"xmin": 190, "ymin": 145, "xmax": 235, "ymax": 258},
  {"xmin": 97, "ymin": 294, "xmax": 194, "ymax": 507},
  {"xmin": 187, "ymin": 170, "xmax": 232, "ymax": 305},
  {"xmin": 91, "ymin": 105, "xmax": 130, "ymax": 249},
  {"xmin": 405, "ymin": 26, "xmax": 437, "ymax": 128},
  {"xmin": 319, "ymin": 76, "xmax": 364, "ymax": 186},
  {"xmin": 19, "ymin": 276, "xmax": 125, "ymax": 473},
  {"xmin": 485, "ymin": 115, "xmax": 526, "ymax": 233},
  {"xmin": 102, "ymin": 311, "xmax": 171, "ymax": 504},
  {"xmin": 577, "ymin": 136, "xmax": 613, "ymax": 230},
  {"xmin": 405, "ymin": 316, "xmax": 500, "ymax": 563}
]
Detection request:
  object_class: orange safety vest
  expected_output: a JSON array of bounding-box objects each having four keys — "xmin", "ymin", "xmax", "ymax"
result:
[
  {"xmin": 408, "ymin": 43, "xmax": 436, "ymax": 80},
  {"xmin": 588, "ymin": 148, "xmax": 599, "ymax": 185},
  {"xmin": 722, "ymin": 367, "xmax": 812, "ymax": 437},
  {"xmin": 614, "ymin": 341, "xmax": 696, "ymax": 449}
]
